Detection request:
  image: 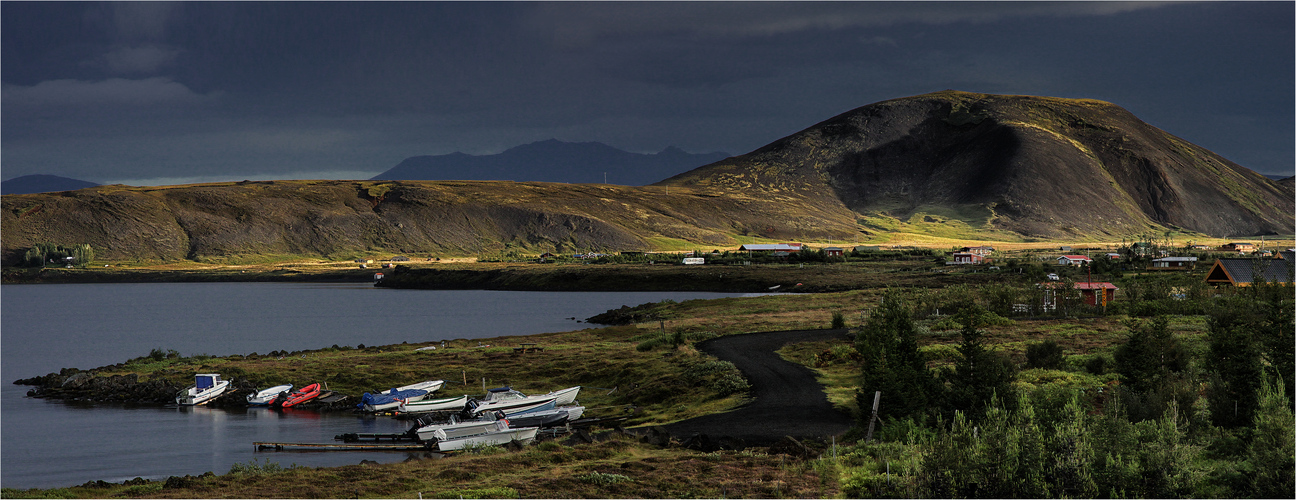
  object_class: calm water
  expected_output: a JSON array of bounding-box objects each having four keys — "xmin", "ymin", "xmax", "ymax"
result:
[{"xmin": 1, "ymin": 283, "xmax": 756, "ymax": 489}]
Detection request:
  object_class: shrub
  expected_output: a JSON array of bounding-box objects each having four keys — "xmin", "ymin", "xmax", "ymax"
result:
[
  {"xmin": 831, "ymin": 311, "xmax": 846, "ymax": 329},
  {"xmin": 579, "ymin": 472, "xmax": 633, "ymax": 485},
  {"xmin": 1026, "ymin": 340, "xmax": 1066, "ymax": 370}
]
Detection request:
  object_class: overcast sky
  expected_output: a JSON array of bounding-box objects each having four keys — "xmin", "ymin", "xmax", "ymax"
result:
[{"xmin": 3, "ymin": 1, "xmax": 1292, "ymax": 186}]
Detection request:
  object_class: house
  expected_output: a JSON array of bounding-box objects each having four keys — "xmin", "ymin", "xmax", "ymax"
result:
[
  {"xmin": 739, "ymin": 243, "xmax": 803, "ymax": 253},
  {"xmin": 824, "ymin": 247, "xmax": 844, "ymax": 257},
  {"xmin": 1204, "ymin": 258, "xmax": 1295, "ymax": 286},
  {"xmin": 1104, "ymin": 253, "xmax": 1122, "ymax": 260},
  {"xmin": 1189, "ymin": 244, "xmax": 1211, "ymax": 251},
  {"xmin": 1074, "ymin": 282, "xmax": 1118, "ymax": 306},
  {"xmin": 960, "ymin": 246, "xmax": 995, "ymax": 256},
  {"xmin": 1150, "ymin": 256, "xmax": 1198, "ymax": 269},
  {"xmin": 1057, "ymin": 255, "xmax": 1092, "ymax": 266},
  {"xmin": 949, "ymin": 252, "xmax": 986, "ymax": 265},
  {"xmin": 1220, "ymin": 242, "xmax": 1256, "ymax": 253}
]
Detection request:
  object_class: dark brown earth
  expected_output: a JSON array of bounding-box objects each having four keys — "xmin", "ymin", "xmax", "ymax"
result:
[{"xmin": 661, "ymin": 329, "xmax": 855, "ymax": 446}]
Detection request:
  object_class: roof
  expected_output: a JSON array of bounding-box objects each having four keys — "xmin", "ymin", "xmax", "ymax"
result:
[
  {"xmin": 1205, "ymin": 258, "xmax": 1295, "ymax": 286},
  {"xmin": 1060, "ymin": 255, "xmax": 1092, "ymax": 260},
  {"xmin": 1073, "ymin": 282, "xmax": 1118, "ymax": 290},
  {"xmin": 1153, "ymin": 256, "xmax": 1198, "ymax": 262}
]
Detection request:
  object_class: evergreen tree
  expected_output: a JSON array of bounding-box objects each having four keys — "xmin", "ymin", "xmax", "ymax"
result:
[
  {"xmin": 1206, "ymin": 303, "xmax": 1265, "ymax": 428},
  {"xmin": 855, "ymin": 290, "xmax": 942, "ymax": 425},
  {"xmin": 1249, "ymin": 378, "xmax": 1295, "ymax": 498},
  {"xmin": 943, "ymin": 304, "xmax": 1016, "ymax": 420}
]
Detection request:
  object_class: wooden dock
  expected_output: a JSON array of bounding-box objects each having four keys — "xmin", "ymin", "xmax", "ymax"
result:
[{"xmin": 255, "ymin": 441, "xmax": 434, "ymax": 451}]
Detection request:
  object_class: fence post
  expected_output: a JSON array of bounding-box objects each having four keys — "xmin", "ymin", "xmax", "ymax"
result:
[{"xmin": 866, "ymin": 391, "xmax": 881, "ymax": 442}]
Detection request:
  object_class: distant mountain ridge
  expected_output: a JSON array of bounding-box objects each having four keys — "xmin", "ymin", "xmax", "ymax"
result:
[
  {"xmin": 2, "ymin": 175, "xmax": 98, "ymax": 195},
  {"xmin": 372, "ymin": 139, "xmax": 730, "ymax": 186}
]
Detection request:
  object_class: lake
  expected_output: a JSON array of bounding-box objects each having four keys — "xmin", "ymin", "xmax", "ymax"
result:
[{"xmin": 1, "ymin": 282, "xmax": 757, "ymax": 489}]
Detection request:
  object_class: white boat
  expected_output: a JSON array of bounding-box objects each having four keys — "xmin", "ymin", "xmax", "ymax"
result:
[
  {"xmin": 469, "ymin": 387, "xmax": 557, "ymax": 416},
  {"xmin": 469, "ymin": 386, "xmax": 579, "ymax": 415},
  {"xmin": 399, "ymin": 394, "xmax": 469, "ymax": 413},
  {"xmin": 545, "ymin": 386, "xmax": 581, "ymax": 405},
  {"xmin": 430, "ymin": 421, "xmax": 540, "ymax": 451},
  {"xmin": 414, "ymin": 413, "xmax": 507, "ymax": 441},
  {"xmin": 384, "ymin": 380, "xmax": 444, "ymax": 403},
  {"xmin": 176, "ymin": 373, "xmax": 230, "ymax": 406},
  {"xmin": 246, "ymin": 383, "xmax": 293, "ymax": 406}
]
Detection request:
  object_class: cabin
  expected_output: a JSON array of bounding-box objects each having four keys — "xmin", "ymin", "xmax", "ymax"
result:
[
  {"xmin": 1057, "ymin": 255, "xmax": 1092, "ymax": 266},
  {"xmin": 1149, "ymin": 256, "xmax": 1198, "ymax": 269},
  {"xmin": 1104, "ymin": 253, "xmax": 1122, "ymax": 260},
  {"xmin": 949, "ymin": 252, "xmax": 986, "ymax": 265},
  {"xmin": 1220, "ymin": 242, "xmax": 1256, "ymax": 253},
  {"xmin": 824, "ymin": 247, "xmax": 844, "ymax": 257},
  {"xmin": 1204, "ymin": 258, "xmax": 1295, "ymax": 287},
  {"xmin": 739, "ymin": 243, "xmax": 803, "ymax": 253},
  {"xmin": 1074, "ymin": 282, "xmax": 1118, "ymax": 306},
  {"xmin": 1189, "ymin": 244, "xmax": 1211, "ymax": 251}
]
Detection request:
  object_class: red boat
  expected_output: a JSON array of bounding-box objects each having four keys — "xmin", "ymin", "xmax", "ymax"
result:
[{"xmin": 278, "ymin": 383, "xmax": 321, "ymax": 408}]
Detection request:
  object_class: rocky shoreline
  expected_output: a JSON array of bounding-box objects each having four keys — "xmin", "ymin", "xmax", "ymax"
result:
[{"xmin": 14, "ymin": 368, "xmax": 355, "ymax": 411}]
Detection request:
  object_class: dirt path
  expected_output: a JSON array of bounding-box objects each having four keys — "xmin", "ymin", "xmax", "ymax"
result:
[{"xmin": 660, "ymin": 329, "xmax": 855, "ymax": 446}]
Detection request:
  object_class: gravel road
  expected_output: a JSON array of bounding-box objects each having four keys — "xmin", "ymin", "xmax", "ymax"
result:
[{"xmin": 661, "ymin": 329, "xmax": 856, "ymax": 446}]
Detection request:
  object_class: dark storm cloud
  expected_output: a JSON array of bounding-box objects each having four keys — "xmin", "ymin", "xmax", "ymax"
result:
[{"xmin": 2, "ymin": 1, "xmax": 1291, "ymax": 186}]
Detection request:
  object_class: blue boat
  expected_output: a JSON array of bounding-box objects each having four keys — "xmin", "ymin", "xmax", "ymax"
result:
[{"xmin": 358, "ymin": 388, "xmax": 429, "ymax": 412}]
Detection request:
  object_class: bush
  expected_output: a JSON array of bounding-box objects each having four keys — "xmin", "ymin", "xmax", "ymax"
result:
[
  {"xmin": 831, "ymin": 311, "xmax": 846, "ymax": 329},
  {"xmin": 1026, "ymin": 340, "xmax": 1066, "ymax": 370}
]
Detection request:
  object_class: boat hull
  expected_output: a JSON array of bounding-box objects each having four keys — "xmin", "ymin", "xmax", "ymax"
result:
[
  {"xmin": 177, "ymin": 381, "xmax": 230, "ymax": 406},
  {"xmin": 434, "ymin": 427, "xmax": 539, "ymax": 451},
  {"xmin": 247, "ymin": 384, "xmax": 293, "ymax": 406},
  {"xmin": 399, "ymin": 395, "xmax": 469, "ymax": 413}
]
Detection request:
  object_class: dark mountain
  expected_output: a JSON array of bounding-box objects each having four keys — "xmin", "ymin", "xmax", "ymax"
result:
[
  {"xmin": 373, "ymin": 139, "xmax": 730, "ymax": 186},
  {"xmin": 2, "ymin": 175, "xmax": 98, "ymax": 195},
  {"xmin": 659, "ymin": 90, "xmax": 1294, "ymax": 238}
]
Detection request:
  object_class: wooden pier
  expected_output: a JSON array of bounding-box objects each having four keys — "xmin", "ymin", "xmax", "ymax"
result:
[{"xmin": 255, "ymin": 441, "xmax": 434, "ymax": 451}]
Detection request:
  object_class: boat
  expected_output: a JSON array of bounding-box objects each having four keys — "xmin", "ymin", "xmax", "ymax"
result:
[
  {"xmin": 246, "ymin": 383, "xmax": 293, "ymax": 406},
  {"xmin": 506, "ymin": 405, "xmax": 583, "ymax": 429},
  {"xmin": 429, "ymin": 421, "xmax": 540, "ymax": 451},
  {"xmin": 278, "ymin": 383, "xmax": 322, "ymax": 408},
  {"xmin": 383, "ymin": 380, "xmax": 444, "ymax": 403},
  {"xmin": 545, "ymin": 386, "xmax": 582, "ymax": 405},
  {"xmin": 468, "ymin": 385, "xmax": 578, "ymax": 415},
  {"xmin": 359, "ymin": 387, "xmax": 429, "ymax": 412},
  {"xmin": 413, "ymin": 413, "xmax": 508, "ymax": 442},
  {"xmin": 176, "ymin": 373, "xmax": 230, "ymax": 406},
  {"xmin": 398, "ymin": 394, "xmax": 469, "ymax": 413}
]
